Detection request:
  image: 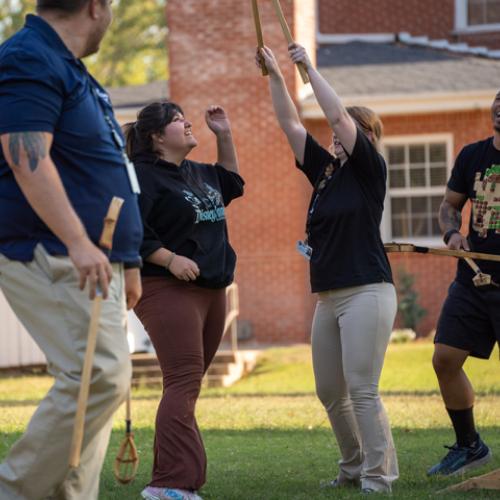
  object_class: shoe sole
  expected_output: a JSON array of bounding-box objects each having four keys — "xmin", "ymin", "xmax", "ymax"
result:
[
  {"xmin": 449, "ymin": 449, "xmax": 492, "ymax": 476},
  {"xmin": 141, "ymin": 492, "xmax": 161, "ymax": 500}
]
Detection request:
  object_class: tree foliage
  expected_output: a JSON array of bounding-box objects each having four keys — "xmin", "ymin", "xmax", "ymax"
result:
[{"xmin": 0, "ymin": 0, "xmax": 168, "ymax": 87}]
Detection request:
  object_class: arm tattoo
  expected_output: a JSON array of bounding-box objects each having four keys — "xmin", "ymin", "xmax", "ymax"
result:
[
  {"xmin": 439, "ymin": 201, "xmax": 462, "ymax": 232},
  {"xmin": 8, "ymin": 133, "xmax": 47, "ymax": 172}
]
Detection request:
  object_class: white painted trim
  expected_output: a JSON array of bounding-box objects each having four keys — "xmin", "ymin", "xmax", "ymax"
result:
[
  {"xmin": 454, "ymin": 24, "xmax": 500, "ymax": 33},
  {"xmin": 316, "ymin": 32, "xmax": 396, "ymax": 44},
  {"xmin": 301, "ymin": 90, "xmax": 496, "ymax": 117},
  {"xmin": 380, "ymin": 134, "xmax": 454, "ymax": 243},
  {"xmin": 455, "ymin": 0, "xmax": 468, "ymax": 30}
]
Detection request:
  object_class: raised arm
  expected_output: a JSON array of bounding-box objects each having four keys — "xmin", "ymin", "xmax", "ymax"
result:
[
  {"xmin": 0, "ymin": 131, "xmax": 112, "ymax": 299},
  {"xmin": 438, "ymin": 188, "xmax": 470, "ymax": 250},
  {"xmin": 205, "ymin": 106, "xmax": 239, "ymax": 174},
  {"xmin": 288, "ymin": 43, "xmax": 357, "ymax": 156},
  {"xmin": 257, "ymin": 46, "xmax": 307, "ymax": 164}
]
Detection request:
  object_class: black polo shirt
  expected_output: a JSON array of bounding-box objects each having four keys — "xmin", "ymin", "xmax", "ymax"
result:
[
  {"xmin": 0, "ymin": 15, "xmax": 142, "ymax": 263},
  {"xmin": 296, "ymin": 131, "xmax": 393, "ymax": 292}
]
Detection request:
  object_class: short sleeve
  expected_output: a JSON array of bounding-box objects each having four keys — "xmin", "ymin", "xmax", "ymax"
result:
[
  {"xmin": 295, "ymin": 133, "xmax": 334, "ymax": 186},
  {"xmin": 447, "ymin": 147, "xmax": 468, "ymax": 194},
  {"xmin": 347, "ymin": 127, "xmax": 387, "ymax": 182},
  {"xmin": 213, "ymin": 164, "xmax": 245, "ymax": 206},
  {"xmin": 0, "ymin": 51, "xmax": 63, "ymax": 134}
]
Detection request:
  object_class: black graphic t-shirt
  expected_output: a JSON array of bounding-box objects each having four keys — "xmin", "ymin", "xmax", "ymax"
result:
[
  {"xmin": 448, "ymin": 137, "xmax": 500, "ymax": 286},
  {"xmin": 296, "ymin": 131, "xmax": 393, "ymax": 293},
  {"xmin": 134, "ymin": 152, "xmax": 244, "ymax": 288}
]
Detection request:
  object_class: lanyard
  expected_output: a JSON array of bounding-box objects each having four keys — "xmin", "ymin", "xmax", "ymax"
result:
[
  {"xmin": 91, "ymin": 85, "xmax": 141, "ymax": 194},
  {"xmin": 305, "ymin": 159, "xmax": 340, "ymax": 242}
]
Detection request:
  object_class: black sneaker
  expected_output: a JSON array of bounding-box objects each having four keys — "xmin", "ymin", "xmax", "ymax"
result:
[{"xmin": 427, "ymin": 436, "xmax": 492, "ymax": 476}]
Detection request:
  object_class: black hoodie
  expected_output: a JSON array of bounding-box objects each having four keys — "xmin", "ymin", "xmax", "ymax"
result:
[{"xmin": 133, "ymin": 152, "xmax": 244, "ymax": 288}]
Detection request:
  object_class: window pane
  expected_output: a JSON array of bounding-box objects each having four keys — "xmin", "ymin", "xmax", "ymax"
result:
[
  {"xmin": 411, "ymin": 216, "xmax": 429, "ymax": 237},
  {"xmin": 411, "ymin": 196, "xmax": 428, "ymax": 214},
  {"xmin": 409, "ymin": 145, "xmax": 425, "ymax": 164},
  {"xmin": 430, "ymin": 166, "xmax": 447, "ymax": 186},
  {"xmin": 431, "ymin": 195, "xmax": 443, "ymax": 213},
  {"xmin": 486, "ymin": 0, "xmax": 500, "ymax": 23},
  {"xmin": 392, "ymin": 217, "xmax": 410, "ymax": 238},
  {"xmin": 468, "ymin": 0, "xmax": 485, "ymax": 24},
  {"xmin": 431, "ymin": 217, "xmax": 441, "ymax": 236},
  {"xmin": 388, "ymin": 145, "xmax": 405, "ymax": 165},
  {"xmin": 430, "ymin": 143, "xmax": 446, "ymax": 163},
  {"xmin": 389, "ymin": 169, "xmax": 406, "ymax": 188},
  {"xmin": 387, "ymin": 139, "xmax": 449, "ymax": 239},
  {"xmin": 392, "ymin": 197, "xmax": 408, "ymax": 215},
  {"xmin": 410, "ymin": 167, "xmax": 426, "ymax": 187}
]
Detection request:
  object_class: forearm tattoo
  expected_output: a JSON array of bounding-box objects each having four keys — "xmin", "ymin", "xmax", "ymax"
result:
[
  {"xmin": 439, "ymin": 201, "xmax": 462, "ymax": 232},
  {"xmin": 8, "ymin": 132, "xmax": 47, "ymax": 172}
]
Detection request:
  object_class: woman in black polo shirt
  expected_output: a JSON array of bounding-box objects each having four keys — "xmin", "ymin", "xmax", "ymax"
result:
[
  {"xmin": 257, "ymin": 46, "xmax": 398, "ymax": 493},
  {"xmin": 124, "ymin": 102, "xmax": 244, "ymax": 500}
]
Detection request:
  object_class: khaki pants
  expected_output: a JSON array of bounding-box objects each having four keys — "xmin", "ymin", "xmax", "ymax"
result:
[
  {"xmin": 0, "ymin": 245, "xmax": 131, "ymax": 500},
  {"xmin": 311, "ymin": 282, "xmax": 398, "ymax": 492}
]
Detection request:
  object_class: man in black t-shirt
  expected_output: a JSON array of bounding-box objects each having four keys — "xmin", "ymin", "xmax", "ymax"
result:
[{"xmin": 428, "ymin": 91, "xmax": 500, "ymax": 477}]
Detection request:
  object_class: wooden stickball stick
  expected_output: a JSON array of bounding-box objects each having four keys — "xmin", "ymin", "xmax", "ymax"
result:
[
  {"xmin": 69, "ymin": 196, "xmax": 124, "ymax": 469},
  {"xmin": 384, "ymin": 242, "xmax": 500, "ymax": 263},
  {"xmin": 252, "ymin": 0, "xmax": 268, "ymax": 76},
  {"xmin": 271, "ymin": 0, "xmax": 310, "ymax": 84}
]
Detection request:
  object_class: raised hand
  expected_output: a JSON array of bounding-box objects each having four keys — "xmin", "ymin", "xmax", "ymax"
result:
[
  {"xmin": 205, "ymin": 105, "xmax": 231, "ymax": 136},
  {"xmin": 256, "ymin": 46, "xmax": 282, "ymax": 77},
  {"xmin": 288, "ymin": 43, "xmax": 313, "ymax": 70}
]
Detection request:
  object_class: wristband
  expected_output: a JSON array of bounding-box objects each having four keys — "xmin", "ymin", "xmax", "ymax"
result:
[
  {"xmin": 443, "ymin": 229, "xmax": 460, "ymax": 245},
  {"xmin": 165, "ymin": 251, "xmax": 176, "ymax": 270}
]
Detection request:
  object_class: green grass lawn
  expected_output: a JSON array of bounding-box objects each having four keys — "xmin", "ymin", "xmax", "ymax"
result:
[{"xmin": 1, "ymin": 342, "xmax": 499, "ymax": 499}]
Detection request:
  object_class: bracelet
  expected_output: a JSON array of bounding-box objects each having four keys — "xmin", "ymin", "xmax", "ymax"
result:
[
  {"xmin": 443, "ymin": 229, "xmax": 460, "ymax": 245},
  {"xmin": 165, "ymin": 251, "xmax": 176, "ymax": 270}
]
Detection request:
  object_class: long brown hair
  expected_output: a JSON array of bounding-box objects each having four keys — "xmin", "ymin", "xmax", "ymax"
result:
[
  {"xmin": 123, "ymin": 101, "xmax": 183, "ymax": 158},
  {"xmin": 346, "ymin": 106, "xmax": 383, "ymax": 150}
]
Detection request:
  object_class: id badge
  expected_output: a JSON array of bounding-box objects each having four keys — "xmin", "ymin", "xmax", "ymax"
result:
[
  {"xmin": 296, "ymin": 240, "xmax": 312, "ymax": 261},
  {"xmin": 124, "ymin": 154, "xmax": 141, "ymax": 194}
]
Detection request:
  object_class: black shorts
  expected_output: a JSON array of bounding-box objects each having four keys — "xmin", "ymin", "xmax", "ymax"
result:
[{"xmin": 435, "ymin": 280, "xmax": 500, "ymax": 359}]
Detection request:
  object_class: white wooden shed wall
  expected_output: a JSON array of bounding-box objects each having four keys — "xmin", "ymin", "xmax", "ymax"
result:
[{"xmin": 0, "ymin": 289, "xmax": 46, "ymax": 368}]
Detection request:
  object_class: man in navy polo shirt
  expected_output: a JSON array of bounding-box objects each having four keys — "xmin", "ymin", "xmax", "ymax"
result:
[{"xmin": 0, "ymin": 1, "xmax": 143, "ymax": 498}]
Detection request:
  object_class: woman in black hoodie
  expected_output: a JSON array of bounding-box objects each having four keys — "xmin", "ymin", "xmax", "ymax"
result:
[{"xmin": 124, "ymin": 102, "xmax": 244, "ymax": 500}]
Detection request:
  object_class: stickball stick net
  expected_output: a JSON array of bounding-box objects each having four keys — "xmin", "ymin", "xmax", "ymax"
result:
[{"xmin": 114, "ymin": 391, "xmax": 139, "ymax": 484}]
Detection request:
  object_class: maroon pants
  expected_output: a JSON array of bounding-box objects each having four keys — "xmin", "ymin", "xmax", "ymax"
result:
[{"xmin": 134, "ymin": 277, "xmax": 226, "ymax": 490}]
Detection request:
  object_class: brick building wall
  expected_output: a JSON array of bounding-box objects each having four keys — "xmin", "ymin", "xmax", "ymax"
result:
[
  {"xmin": 166, "ymin": 1, "xmax": 495, "ymax": 342},
  {"xmin": 167, "ymin": 0, "xmax": 316, "ymax": 343},
  {"xmin": 318, "ymin": 0, "xmax": 500, "ymax": 49},
  {"xmin": 305, "ymin": 107, "xmax": 493, "ymax": 336}
]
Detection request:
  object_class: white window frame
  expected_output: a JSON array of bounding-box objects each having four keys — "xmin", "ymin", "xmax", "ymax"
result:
[
  {"xmin": 455, "ymin": 0, "xmax": 500, "ymax": 33},
  {"xmin": 381, "ymin": 134, "xmax": 454, "ymax": 247}
]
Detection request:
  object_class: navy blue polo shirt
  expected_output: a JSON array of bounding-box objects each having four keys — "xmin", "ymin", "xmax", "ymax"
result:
[{"xmin": 0, "ymin": 15, "xmax": 143, "ymax": 263}]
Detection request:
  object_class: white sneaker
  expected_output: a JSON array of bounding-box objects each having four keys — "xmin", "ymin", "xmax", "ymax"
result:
[{"xmin": 141, "ymin": 486, "xmax": 203, "ymax": 500}]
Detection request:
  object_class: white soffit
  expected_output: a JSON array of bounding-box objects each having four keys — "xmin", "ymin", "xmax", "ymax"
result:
[{"xmin": 300, "ymin": 90, "xmax": 496, "ymax": 117}]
